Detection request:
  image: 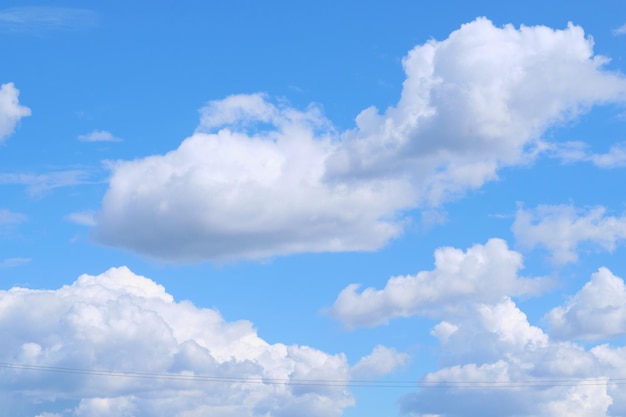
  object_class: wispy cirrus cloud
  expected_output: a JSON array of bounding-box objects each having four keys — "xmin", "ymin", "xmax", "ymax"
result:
[
  {"xmin": 65, "ymin": 211, "xmax": 97, "ymax": 227},
  {"xmin": 0, "ymin": 257, "xmax": 31, "ymax": 268},
  {"xmin": 0, "ymin": 6, "xmax": 97, "ymax": 34},
  {"xmin": 551, "ymin": 141, "xmax": 626, "ymax": 168},
  {"xmin": 0, "ymin": 209, "xmax": 27, "ymax": 225},
  {"xmin": 78, "ymin": 130, "xmax": 122, "ymax": 142},
  {"xmin": 613, "ymin": 23, "xmax": 626, "ymax": 35},
  {"xmin": 0, "ymin": 170, "xmax": 93, "ymax": 196}
]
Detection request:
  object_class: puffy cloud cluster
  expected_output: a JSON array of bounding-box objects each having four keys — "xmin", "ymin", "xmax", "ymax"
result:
[
  {"xmin": 512, "ymin": 205, "xmax": 626, "ymax": 264},
  {"xmin": 328, "ymin": 238, "xmax": 549, "ymax": 328},
  {"xmin": 401, "ymin": 296, "xmax": 625, "ymax": 417},
  {"xmin": 93, "ymin": 18, "xmax": 626, "ymax": 262},
  {"xmin": 327, "ymin": 235, "xmax": 626, "ymax": 415},
  {"xmin": 385, "ymin": 271, "xmax": 626, "ymax": 416},
  {"xmin": 0, "ymin": 82, "xmax": 30, "ymax": 142},
  {"xmin": 0, "ymin": 267, "xmax": 377, "ymax": 417}
]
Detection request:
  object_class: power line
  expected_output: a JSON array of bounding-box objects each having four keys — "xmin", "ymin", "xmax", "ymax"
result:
[{"xmin": 1, "ymin": 362, "xmax": 624, "ymax": 389}]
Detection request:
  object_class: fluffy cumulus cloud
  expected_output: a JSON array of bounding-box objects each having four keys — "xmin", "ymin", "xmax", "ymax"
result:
[
  {"xmin": 325, "ymin": 238, "xmax": 626, "ymax": 415},
  {"xmin": 0, "ymin": 267, "xmax": 359, "ymax": 417},
  {"xmin": 328, "ymin": 238, "xmax": 549, "ymax": 328},
  {"xmin": 400, "ymin": 295, "xmax": 626, "ymax": 417},
  {"xmin": 546, "ymin": 267, "xmax": 626, "ymax": 340},
  {"xmin": 0, "ymin": 82, "xmax": 30, "ymax": 142},
  {"xmin": 325, "ymin": 18, "xmax": 626, "ymax": 202},
  {"xmin": 93, "ymin": 18, "xmax": 626, "ymax": 262},
  {"xmin": 94, "ymin": 95, "xmax": 413, "ymax": 261},
  {"xmin": 512, "ymin": 205, "xmax": 626, "ymax": 264},
  {"xmin": 350, "ymin": 345, "xmax": 409, "ymax": 379}
]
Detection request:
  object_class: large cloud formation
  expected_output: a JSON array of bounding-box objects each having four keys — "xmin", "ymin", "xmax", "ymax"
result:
[
  {"xmin": 327, "ymin": 241, "xmax": 626, "ymax": 416},
  {"xmin": 93, "ymin": 18, "xmax": 626, "ymax": 262},
  {"xmin": 0, "ymin": 267, "xmax": 406, "ymax": 417},
  {"xmin": 0, "ymin": 82, "xmax": 30, "ymax": 142}
]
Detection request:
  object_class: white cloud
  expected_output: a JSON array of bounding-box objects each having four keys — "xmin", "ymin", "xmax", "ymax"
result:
[
  {"xmin": 0, "ymin": 257, "xmax": 31, "ymax": 268},
  {"xmin": 0, "ymin": 209, "xmax": 27, "ymax": 224},
  {"xmin": 78, "ymin": 130, "xmax": 122, "ymax": 142},
  {"xmin": 93, "ymin": 95, "xmax": 413, "ymax": 262},
  {"xmin": 400, "ymin": 297, "xmax": 623, "ymax": 417},
  {"xmin": 0, "ymin": 170, "xmax": 92, "ymax": 196},
  {"xmin": 0, "ymin": 6, "xmax": 97, "ymax": 33},
  {"xmin": 326, "ymin": 18, "xmax": 626, "ymax": 204},
  {"xmin": 66, "ymin": 211, "xmax": 97, "ymax": 226},
  {"xmin": 92, "ymin": 18, "xmax": 626, "ymax": 263},
  {"xmin": 546, "ymin": 267, "xmax": 626, "ymax": 340},
  {"xmin": 0, "ymin": 267, "xmax": 354, "ymax": 417},
  {"xmin": 350, "ymin": 345, "xmax": 409, "ymax": 379},
  {"xmin": 328, "ymin": 238, "xmax": 549, "ymax": 328},
  {"xmin": 0, "ymin": 82, "xmax": 30, "ymax": 142},
  {"xmin": 551, "ymin": 141, "xmax": 626, "ymax": 168},
  {"xmin": 613, "ymin": 23, "xmax": 626, "ymax": 35},
  {"xmin": 512, "ymin": 205, "xmax": 626, "ymax": 264}
]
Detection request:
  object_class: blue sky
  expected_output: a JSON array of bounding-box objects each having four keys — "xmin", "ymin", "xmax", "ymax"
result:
[{"xmin": 2, "ymin": 1, "xmax": 626, "ymax": 416}]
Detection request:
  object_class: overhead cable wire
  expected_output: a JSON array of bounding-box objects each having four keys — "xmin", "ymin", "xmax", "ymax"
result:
[{"xmin": 1, "ymin": 362, "xmax": 625, "ymax": 389}]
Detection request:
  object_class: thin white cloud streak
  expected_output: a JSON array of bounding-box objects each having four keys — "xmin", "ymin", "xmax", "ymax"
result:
[
  {"xmin": 0, "ymin": 7, "xmax": 97, "ymax": 33},
  {"xmin": 0, "ymin": 83, "xmax": 30, "ymax": 142},
  {"xmin": 551, "ymin": 141, "xmax": 626, "ymax": 168},
  {"xmin": 546, "ymin": 267, "xmax": 626, "ymax": 340},
  {"xmin": 328, "ymin": 239, "xmax": 550, "ymax": 328},
  {"xmin": 66, "ymin": 211, "xmax": 97, "ymax": 227},
  {"xmin": 0, "ymin": 209, "xmax": 27, "ymax": 224},
  {"xmin": 0, "ymin": 267, "xmax": 355, "ymax": 417},
  {"xmin": 512, "ymin": 205, "xmax": 626, "ymax": 264},
  {"xmin": 78, "ymin": 130, "xmax": 122, "ymax": 142},
  {"xmin": 613, "ymin": 23, "xmax": 626, "ymax": 35},
  {"xmin": 0, "ymin": 170, "xmax": 92, "ymax": 196},
  {"xmin": 92, "ymin": 18, "xmax": 626, "ymax": 263},
  {"xmin": 0, "ymin": 257, "xmax": 30, "ymax": 268}
]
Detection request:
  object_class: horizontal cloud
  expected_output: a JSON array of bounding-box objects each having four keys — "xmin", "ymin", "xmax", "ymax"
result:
[
  {"xmin": 0, "ymin": 83, "xmax": 30, "ymax": 142},
  {"xmin": 0, "ymin": 257, "xmax": 30, "ymax": 268},
  {"xmin": 0, "ymin": 170, "xmax": 93, "ymax": 196},
  {"xmin": 78, "ymin": 130, "xmax": 122, "ymax": 142},
  {"xmin": 0, "ymin": 209, "xmax": 27, "ymax": 225},
  {"xmin": 0, "ymin": 6, "xmax": 97, "ymax": 33},
  {"xmin": 0, "ymin": 267, "xmax": 356, "ymax": 417},
  {"xmin": 328, "ymin": 238, "xmax": 549, "ymax": 328},
  {"xmin": 93, "ymin": 18, "xmax": 626, "ymax": 262},
  {"xmin": 551, "ymin": 141, "xmax": 626, "ymax": 168},
  {"xmin": 512, "ymin": 205, "xmax": 626, "ymax": 264}
]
